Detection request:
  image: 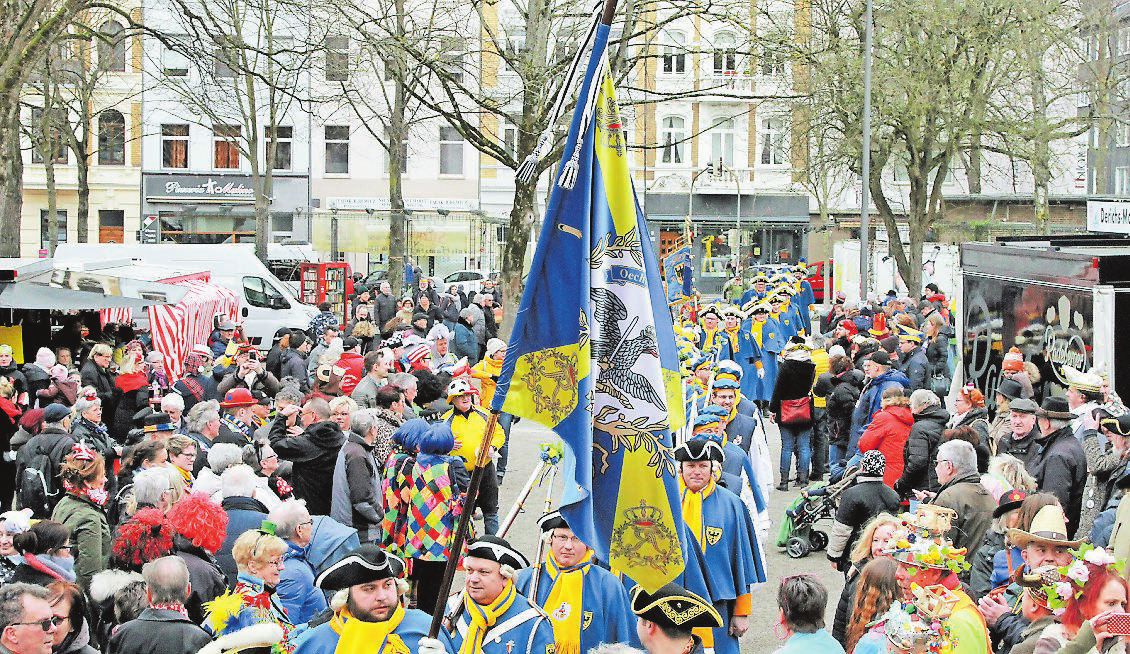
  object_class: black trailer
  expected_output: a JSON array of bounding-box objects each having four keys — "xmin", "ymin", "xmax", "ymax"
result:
[{"xmin": 960, "ymin": 235, "xmax": 1130, "ymax": 408}]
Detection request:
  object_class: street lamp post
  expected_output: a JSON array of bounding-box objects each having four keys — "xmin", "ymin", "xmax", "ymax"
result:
[{"xmin": 859, "ymin": 0, "xmax": 873, "ymax": 301}]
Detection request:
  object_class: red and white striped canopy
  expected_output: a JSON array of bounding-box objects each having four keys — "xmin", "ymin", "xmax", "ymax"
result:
[{"xmin": 149, "ymin": 280, "xmax": 242, "ymax": 381}]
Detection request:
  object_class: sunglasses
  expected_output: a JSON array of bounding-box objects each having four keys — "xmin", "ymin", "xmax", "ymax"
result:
[{"xmin": 12, "ymin": 616, "xmax": 64, "ymax": 631}]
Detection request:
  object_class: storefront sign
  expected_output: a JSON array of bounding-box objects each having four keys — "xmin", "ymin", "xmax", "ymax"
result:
[
  {"xmin": 1087, "ymin": 199, "xmax": 1130, "ymax": 235},
  {"xmin": 325, "ymin": 196, "xmax": 479, "ymax": 212},
  {"xmin": 145, "ymin": 175, "xmax": 257, "ymax": 202},
  {"xmin": 963, "ymin": 274, "xmax": 1093, "ymax": 406}
]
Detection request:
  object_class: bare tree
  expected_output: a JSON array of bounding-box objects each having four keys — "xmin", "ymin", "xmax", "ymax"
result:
[
  {"xmin": 0, "ymin": 0, "xmax": 106, "ymax": 256},
  {"xmin": 149, "ymin": 0, "xmax": 332, "ymax": 259}
]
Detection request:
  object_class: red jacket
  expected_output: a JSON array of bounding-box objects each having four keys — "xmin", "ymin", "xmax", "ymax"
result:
[
  {"xmin": 857, "ymin": 404, "xmax": 914, "ymax": 488},
  {"xmin": 336, "ymin": 352, "xmax": 366, "ymax": 396}
]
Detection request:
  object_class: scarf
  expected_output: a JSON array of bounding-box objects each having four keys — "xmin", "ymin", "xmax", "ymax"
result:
[
  {"xmin": 701, "ymin": 328, "xmax": 719, "ymax": 352},
  {"xmin": 23, "ymin": 552, "xmax": 77, "ymax": 582},
  {"xmin": 150, "ymin": 602, "xmax": 190, "ymax": 620},
  {"xmin": 62, "ymin": 481, "xmax": 108, "ymax": 507},
  {"xmin": 331, "ymin": 604, "xmax": 407, "ymax": 654},
  {"xmin": 749, "ymin": 321, "xmax": 765, "ymax": 348},
  {"xmin": 723, "ymin": 326, "xmax": 740, "ymax": 353},
  {"xmin": 460, "ymin": 580, "xmax": 518, "ymax": 654},
  {"xmin": 679, "ymin": 477, "xmax": 716, "ymax": 548},
  {"xmin": 175, "ymin": 465, "xmax": 193, "ymax": 486},
  {"xmin": 542, "ymin": 551, "xmax": 592, "ymax": 654},
  {"xmin": 0, "ymin": 397, "xmax": 19, "ymax": 421}
]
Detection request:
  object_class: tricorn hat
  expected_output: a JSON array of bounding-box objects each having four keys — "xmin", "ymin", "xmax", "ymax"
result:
[
  {"xmin": 630, "ymin": 582, "xmax": 722, "ymax": 630},
  {"xmin": 673, "ymin": 439, "xmax": 724, "ymax": 464},
  {"xmin": 315, "ymin": 544, "xmax": 406, "ymax": 591},
  {"xmin": 465, "ymin": 536, "xmax": 529, "ymax": 570}
]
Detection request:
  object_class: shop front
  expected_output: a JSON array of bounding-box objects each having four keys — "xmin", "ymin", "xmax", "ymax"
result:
[
  {"xmin": 642, "ymin": 192, "xmax": 810, "ymax": 295},
  {"xmin": 141, "ymin": 173, "xmax": 309, "ymax": 244}
]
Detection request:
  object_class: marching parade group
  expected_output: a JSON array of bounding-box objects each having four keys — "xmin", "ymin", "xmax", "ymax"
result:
[{"xmin": 0, "ymin": 260, "xmax": 1122, "ymax": 654}]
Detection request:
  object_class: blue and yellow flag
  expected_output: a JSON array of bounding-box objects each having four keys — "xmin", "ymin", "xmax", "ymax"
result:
[
  {"xmin": 663, "ymin": 245, "xmax": 693, "ymax": 303},
  {"xmin": 490, "ymin": 25, "xmax": 685, "ymax": 592}
]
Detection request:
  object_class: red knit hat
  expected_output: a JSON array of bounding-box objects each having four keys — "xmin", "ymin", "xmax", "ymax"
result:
[{"xmin": 1003, "ymin": 347, "xmax": 1024, "ymax": 373}]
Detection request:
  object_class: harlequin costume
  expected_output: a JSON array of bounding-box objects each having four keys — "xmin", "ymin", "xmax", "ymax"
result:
[
  {"xmin": 445, "ymin": 537, "xmax": 555, "ymax": 654},
  {"xmin": 513, "ymin": 512, "xmax": 637, "ymax": 654},
  {"xmin": 293, "ymin": 546, "xmax": 456, "ymax": 654},
  {"xmin": 204, "ymin": 574, "xmax": 294, "ymax": 654},
  {"xmin": 674, "ymin": 441, "xmax": 765, "ymax": 654}
]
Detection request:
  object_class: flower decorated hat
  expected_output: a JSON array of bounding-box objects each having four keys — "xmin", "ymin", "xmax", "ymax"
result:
[
  {"xmin": 1038, "ymin": 544, "xmax": 1123, "ymax": 616},
  {"xmin": 888, "ymin": 505, "xmax": 970, "ymax": 575}
]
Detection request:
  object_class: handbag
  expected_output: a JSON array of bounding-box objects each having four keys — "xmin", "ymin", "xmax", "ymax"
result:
[{"xmin": 780, "ymin": 396, "xmax": 812, "ymax": 426}]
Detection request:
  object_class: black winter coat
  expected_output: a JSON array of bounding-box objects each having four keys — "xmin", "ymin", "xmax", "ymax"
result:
[
  {"xmin": 829, "ymin": 476, "xmax": 900, "ymax": 567},
  {"xmin": 925, "ymin": 334, "xmax": 949, "ymax": 377},
  {"xmin": 769, "ymin": 358, "xmax": 817, "ymax": 424},
  {"xmin": 269, "ymin": 417, "xmax": 345, "ymax": 516},
  {"xmin": 22, "ymin": 365, "xmax": 51, "ymax": 406},
  {"xmin": 893, "ymin": 405, "xmax": 950, "ymax": 497},
  {"xmin": 832, "ymin": 559, "xmax": 867, "ymax": 646},
  {"xmin": 813, "ymin": 369, "xmax": 863, "ymax": 446},
  {"xmin": 969, "ymin": 528, "xmax": 1005, "ymax": 601},
  {"xmin": 1029, "ymin": 425, "xmax": 1088, "ymax": 537},
  {"xmin": 996, "ymin": 426, "xmax": 1040, "ymax": 470},
  {"xmin": 80, "ymin": 360, "xmax": 117, "ymax": 415},
  {"xmin": 107, "ymin": 608, "xmax": 213, "ymax": 654},
  {"xmin": 173, "ymin": 534, "xmax": 227, "ymax": 624}
]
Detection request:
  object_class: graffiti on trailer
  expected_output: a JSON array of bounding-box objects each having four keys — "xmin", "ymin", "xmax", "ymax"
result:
[{"xmin": 963, "ymin": 275, "xmax": 1093, "ymax": 411}]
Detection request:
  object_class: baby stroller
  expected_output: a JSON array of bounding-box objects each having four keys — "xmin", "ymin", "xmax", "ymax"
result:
[{"xmin": 775, "ymin": 465, "xmax": 859, "ymax": 559}]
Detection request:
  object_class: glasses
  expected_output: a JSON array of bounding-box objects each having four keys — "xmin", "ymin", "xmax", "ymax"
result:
[
  {"xmin": 551, "ymin": 534, "xmax": 582, "ymax": 544},
  {"xmin": 266, "ymin": 558, "xmax": 286, "ymax": 569},
  {"xmin": 52, "ymin": 545, "xmax": 71, "ymax": 554},
  {"xmin": 12, "ymin": 616, "xmax": 63, "ymax": 631}
]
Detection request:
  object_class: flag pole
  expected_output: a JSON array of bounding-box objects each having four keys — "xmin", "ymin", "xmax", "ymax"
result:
[
  {"xmin": 426, "ymin": 0, "xmax": 621, "ymax": 638},
  {"xmin": 428, "ymin": 410, "xmax": 499, "ymax": 638},
  {"xmin": 496, "ymin": 461, "xmax": 548, "ymax": 537}
]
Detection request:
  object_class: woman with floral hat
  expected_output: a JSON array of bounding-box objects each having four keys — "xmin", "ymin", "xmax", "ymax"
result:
[{"xmin": 1032, "ymin": 545, "xmax": 1127, "ymax": 654}]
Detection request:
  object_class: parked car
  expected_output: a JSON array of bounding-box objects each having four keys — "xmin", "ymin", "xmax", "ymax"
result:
[
  {"xmin": 806, "ymin": 260, "xmax": 833, "ymax": 303},
  {"xmin": 442, "ymin": 269, "xmax": 497, "ymax": 295}
]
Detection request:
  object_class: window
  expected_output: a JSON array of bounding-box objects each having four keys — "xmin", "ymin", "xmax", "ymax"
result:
[
  {"xmin": 893, "ymin": 158, "xmax": 909, "ymax": 182},
  {"xmin": 161, "ymin": 124, "xmax": 189, "ymax": 168},
  {"xmin": 40, "ymin": 209, "xmax": 67, "ymax": 248},
  {"xmin": 660, "ymin": 116, "xmax": 685, "ymax": 164},
  {"xmin": 266, "ymin": 125, "xmax": 292, "ymax": 170},
  {"xmin": 439, "ymin": 126, "xmax": 464, "ymax": 175},
  {"xmin": 242, "ymin": 276, "xmax": 289, "ymax": 309},
  {"xmin": 1120, "ymin": 27, "xmax": 1130, "ymax": 56},
  {"xmin": 325, "ymin": 125, "xmax": 349, "ymax": 174},
  {"xmin": 1118, "ymin": 122, "xmax": 1130, "ymax": 148},
  {"xmin": 214, "ymin": 46, "xmax": 235, "ymax": 78},
  {"xmin": 441, "ymin": 37, "xmax": 465, "ymax": 82},
  {"xmin": 1116, "ymin": 166, "xmax": 1130, "ymax": 195},
  {"xmin": 662, "ymin": 31, "xmax": 686, "ymax": 75},
  {"xmin": 710, "ymin": 118, "xmax": 734, "ymax": 167},
  {"xmin": 759, "ymin": 115, "xmax": 788, "ymax": 165},
  {"xmin": 213, "ymin": 125, "xmax": 241, "ymax": 169},
  {"xmin": 326, "ymin": 37, "xmax": 348, "ymax": 82},
  {"xmin": 99, "ymin": 21, "xmax": 126, "ymax": 72},
  {"xmin": 29, "ymin": 107, "xmax": 68, "ymax": 164},
  {"xmin": 98, "ymin": 110, "xmax": 125, "ymax": 165},
  {"xmin": 162, "ymin": 42, "xmax": 189, "ymax": 76},
  {"xmin": 271, "ymin": 213, "xmax": 294, "ymax": 243},
  {"xmin": 713, "ymin": 32, "xmax": 737, "ymax": 75},
  {"xmin": 760, "ymin": 40, "xmax": 786, "ymax": 76}
]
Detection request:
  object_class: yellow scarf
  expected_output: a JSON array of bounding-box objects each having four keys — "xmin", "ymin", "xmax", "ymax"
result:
[
  {"xmin": 679, "ymin": 477, "xmax": 716, "ymax": 548},
  {"xmin": 331, "ymin": 604, "xmax": 408, "ymax": 654},
  {"xmin": 542, "ymin": 550, "xmax": 592, "ymax": 654},
  {"xmin": 679, "ymin": 478, "xmax": 717, "ymax": 647},
  {"xmin": 702, "ymin": 328, "xmax": 719, "ymax": 351},
  {"xmin": 723, "ymin": 326, "xmax": 740, "ymax": 352},
  {"xmin": 460, "ymin": 580, "xmax": 518, "ymax": 654},
  {"xmin": 750, "ymin": 321, "xmax": 765, "ymax": 348},
  {"xmin": 175, "ymin": 465, "xmax": 193, "ymax": 486}
]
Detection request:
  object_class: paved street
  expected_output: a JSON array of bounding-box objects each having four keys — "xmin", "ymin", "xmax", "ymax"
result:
[{"xmin": 494, "ymin": 418, "xmax": 842, "ymax": 654}]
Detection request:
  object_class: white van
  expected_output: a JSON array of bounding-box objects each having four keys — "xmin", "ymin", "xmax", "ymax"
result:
[{"xmin": 53, "ymin": 243, "xmax": 319, "ymax": 348}]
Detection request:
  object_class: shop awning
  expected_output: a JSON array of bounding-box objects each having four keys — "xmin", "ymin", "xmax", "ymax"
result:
[{"xmin": 0, "ymin": 281, "xmax": 170, "ymax": 310}]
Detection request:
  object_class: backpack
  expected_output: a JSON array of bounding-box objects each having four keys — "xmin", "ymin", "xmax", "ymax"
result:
[{"xmin": 17, "ymin": 440, "xmax": 62, "ymax": 519}]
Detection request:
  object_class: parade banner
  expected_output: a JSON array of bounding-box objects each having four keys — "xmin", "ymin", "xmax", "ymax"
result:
[
  {"xmin": 490, "ymin": 24, "xmax": 685, "ymax": 592},
  {"xmin": 663, "ymin": 245, "xmax": 692, "ymax": 303}
]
